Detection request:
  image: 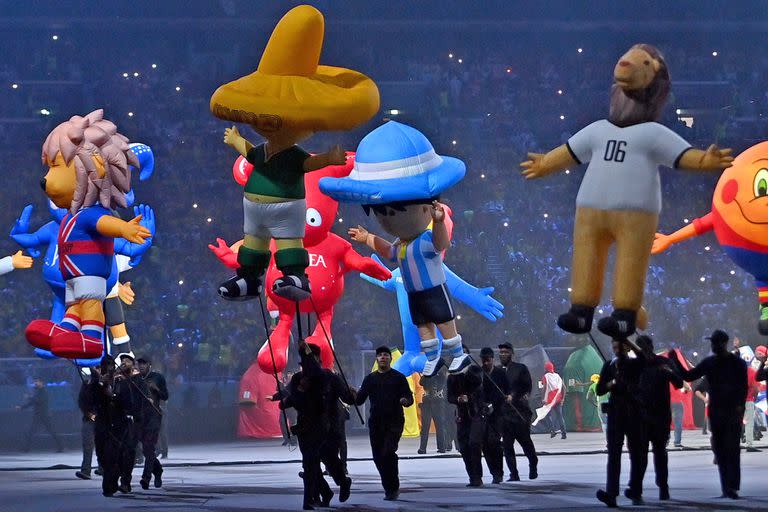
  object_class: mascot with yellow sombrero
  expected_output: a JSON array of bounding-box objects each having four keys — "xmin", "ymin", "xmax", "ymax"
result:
[
  {"xmin": 210, "ymin": 5, "xmax": 379, "ymax": 302},
  {"xmin": 522, "ymin": 44, "xmax": 733, "ymax": 338}
]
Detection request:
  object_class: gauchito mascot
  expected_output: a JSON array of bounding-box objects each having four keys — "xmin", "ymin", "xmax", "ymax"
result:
[
  {"xmin": 320, "ymin": 121, "xmax": 467, "ymax": 376},
  {"xmin": 521, "ymin": 44, "xmax": 733, "ymax": 338}
]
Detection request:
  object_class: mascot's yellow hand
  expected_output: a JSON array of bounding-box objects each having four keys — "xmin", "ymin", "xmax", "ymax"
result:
[
  {"xmin": 223, "ymin": 125, "xmax": 242, "ymax": 146},
  {"xmin": 122, "ymin": 215, "xmax": 152, "ymax": 244},
  {"xmin": 701, "ymin": 144, "xmax": 734, "ymax": 170},
  {"xmin": 348, "ymin": 225, "xmax": 369, "ymax": 243},
  {"xmin": 11, "ymin": 250, "xmax": 33, "ymax": 269},
  {"xmin": 118, "ymin": 282, "xmax": 135, "ymax": 305},
  {"xmin": 651, "ymin": 233, "xmax": 672, "ymax": 255},
  {"xmin": 520, "ymin": 152, "xmax": 547, "ymax": 179}
]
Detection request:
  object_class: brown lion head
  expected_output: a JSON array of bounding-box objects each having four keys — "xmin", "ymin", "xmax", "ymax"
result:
[{"xmin": 608, "ymin": 44, "xmax": 670, "ymax": 127}]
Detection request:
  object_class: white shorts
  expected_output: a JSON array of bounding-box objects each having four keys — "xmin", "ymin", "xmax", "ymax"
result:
[
  {"xmin": 65, "ymin": 276, "xmax": 107, "ymax": 305},
  {"xmin": 243, "ymin": 197, "xmax": 306, "ymax": 240}
]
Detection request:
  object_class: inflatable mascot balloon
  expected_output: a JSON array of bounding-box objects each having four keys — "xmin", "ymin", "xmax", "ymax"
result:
[
  {"xmin": 521, "ymin": 43, "xmax": 733, "ymax": 338},
  {"xmin": 12, "ymin": 201, "xmax": 155, "ymax": 364},
  {"xmin": 24, "ymin": 109, "xmax": 151, "ymax": 360},
  {"xmin": 210, "ymin": 4, "xmax": 379, "ymax": 303},
  {"xmin": 0, "ymin": 250, "xmax": 32, "ymax": 276},
  {"xmin": 359, "ymin": 205, "xmax": 504, "ymax": 377},
  {"xmin": 320, "ymin": 121, "xmax": 467, "ymax": 376},
  {"xmin": 210, "ymin": 154, "xmax": 391, "ymax": 372},
  {"xmin": 13, "ymin": 143, "xmax": 155, "ymax": 363},
  {"xmin": 653, "ymin": 141, "xmax": 768, "ymax": 334}
]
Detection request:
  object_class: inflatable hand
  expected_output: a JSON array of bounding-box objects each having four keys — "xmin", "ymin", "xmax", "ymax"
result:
[
  {"xmin": 135, "ymin": 205, "xmax": 156, "ymax": 236},
  {"xmin": 11, "ymin": 250, "xmax": 33, "ymax": 269},
  {"xmin": 11, "ymin": 205, "xmax": 41, "ymax": 258},
  {"xmin": 465, "ymin": 286, "xmax": 503, "ymax": 321},
  {"xmin": 520, "ymin": 152, "xmax": 548, "ymax": 179},
  {"xmin": 652, "ymin": 232, "xmax": 673, "ymax": 255},
  {"xmin": 360, "ymin": 253, "xmax": 397, "ymax": 290},
  {"xmin": 118, "ymin": 282, "xmax": 135, "ymax": 305},
  {"xmin": 358, "ymin": 257, "xmax": 392, "ymax": 281},
  {"xmin": 127, "ymin": 204, "xmax": 156, "ymax": 266},
  {"xmin": 209, "ymin": 238, "xmax": 239, "ymax": 269},
  {"xmin": 121, "ymin": 216, "xmax": 152, "ymax": 244}
]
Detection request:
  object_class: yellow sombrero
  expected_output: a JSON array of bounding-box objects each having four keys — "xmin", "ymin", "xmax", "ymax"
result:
[{"xmin": 210, "ymin": 5, "xmax": 380, "ymax": 133}]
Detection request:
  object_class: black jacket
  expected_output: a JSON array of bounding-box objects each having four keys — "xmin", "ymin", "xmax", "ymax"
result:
[
  {"xmin": 447, "ymin": 367, "xmax": 485, "ymax": 422},
  {"xmin": 354, "ymin": 368, "xmax": 413, "ymax": 424},
  {"xmin": 639, "ymin": 354, "xmax": 684, "ymax": 425},
  {"xmin": 670, "ymin": 351, "xmax": 747, "ymax": 420},
  {"xmin": 597, "ymin": 355, "xmax": 645, "ymax": 415}
]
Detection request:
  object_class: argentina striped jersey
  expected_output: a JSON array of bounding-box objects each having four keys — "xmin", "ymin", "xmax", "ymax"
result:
[{"xmin": 387, "ymin": 230, "xmax": 446, "ymax": 293}]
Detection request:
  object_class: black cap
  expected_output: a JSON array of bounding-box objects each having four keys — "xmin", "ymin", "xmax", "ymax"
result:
[
  {"xmin": 498, "ymin": 342, "xmax": 513, "ymax": 351},
  {"xmin": 706, "ymin": 329, "xmax": 729, "ymax": 345},
  {"xmin": 375, "ymin": 345, "xmax": 392, "ymax": 356},
  {"xmin": 308, "ymin": 344, "xmax": 322, "ymax": 356},
  {"xmin": 136, "ymin": 356, "xmax": 151, "ymax": 364},
  {"xmin": 480, "ymin": 347, "xmax": 494, "ymax": 358}
]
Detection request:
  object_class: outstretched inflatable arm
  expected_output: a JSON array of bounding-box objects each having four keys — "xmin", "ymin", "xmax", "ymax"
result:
[
  {"xmin": 652, "ymin": 212, "xmax": 713, "ymax": 255},
  {"xmin": 342, "ymin": 245, "xmax": 391, "ymax": 281},
  {"xmin": 358, "ymin": 253, "xmax": 397, "ymax": 292},
  {"xmin": 114, "ymin": 205, "xmax": 156, "ymax": 266},
  {"xmin": 10, "ymin": 205, "xmax": 52, "ymax": 257},
  {"xmin": 444, "ymin": 264, "xmax": 504, "ymax": 321},
  {"xmin": 520, "ymin": 145, "xmax": 578, "ymax": 180},
  {"xmin": 208, "ymin": 237, "xmax": 242, "ymax": 269}
]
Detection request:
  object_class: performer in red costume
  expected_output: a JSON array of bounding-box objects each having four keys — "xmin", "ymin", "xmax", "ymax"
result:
[{"xmin": 210, "ymin": 153, "xmax": 391, "ymax": 372}]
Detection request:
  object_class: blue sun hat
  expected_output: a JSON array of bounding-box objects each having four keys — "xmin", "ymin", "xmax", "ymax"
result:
[{"xmin": 319, "ymin": 121, "xmax": 465, "ymax": 204}]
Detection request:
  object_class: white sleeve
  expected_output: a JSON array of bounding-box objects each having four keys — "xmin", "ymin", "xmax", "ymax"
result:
[
  {"xmin": 116, "ymin": 254, "xmax": 133, "ymax": 273},
  {"xmin": 651, "ymin": 124, "xmax": 692, "ymax": 168},
  {"xmin": 566, "ymin": 121, "xmax": 601, "ymax": 165},
  {"xmin": 0, "ymin": 256, "xmax": 13, "ymax": 276}
]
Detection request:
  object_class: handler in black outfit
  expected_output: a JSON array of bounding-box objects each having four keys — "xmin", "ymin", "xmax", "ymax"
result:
[
  {"xmin": 137, "ymin": 356, "xmax": 169, "ymax": 490},
  {"xmin": 636, "ymin": 335, "xmax": 683, "ymax": 501},
  {"xmin": 354, "ymin": 346, "xmax": 413, "ymax": 501},
  {"xmin": 668, "ymin": 329, "xmax": 747, "ymax": 500},
  {"xmin": 479, "ymin": 347, "xmax": 509, "ymax": 484},
  {"xmin": 497, "ymin": 342, "xmax": 538, "ymax": 481},
  {"xmin": 595, "ymin": 338, "xmax": 647, "ymax": 508},
  {"xmin": 277, "ymin": 342, "xmax": 353, "ymax": 510},
  {"xmin": 448, "ymin": 363, "xmax": 487, "ymax": 487}
]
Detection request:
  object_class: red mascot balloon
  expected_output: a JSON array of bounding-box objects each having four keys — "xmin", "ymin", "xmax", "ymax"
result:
[{"xmin": 210, "ymin": 152, "xmax": 391, "ymax": 372}]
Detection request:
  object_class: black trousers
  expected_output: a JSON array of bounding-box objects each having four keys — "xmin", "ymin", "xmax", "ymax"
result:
[
  {"xmin": 369, "ymin": 418, "xmax": 404, "ymax": 493},
  {"xmin": 643, "ymin": 420, "xmax": 670, "ymax": 492},
  {"xmin": 457, "ymin": 417, "xmax": 483, "ymax": 482},
  {"xmin": 482, "ymin": 415, "xmax": 504, "ymax": 480},
  {"xmin": 503, "ymin": 417, "xmax": 538, "ymax": 477},
  {"xmin": 710, "ymin": 412, "xmax": 742, "ymax": 494},
  {"xmin": 605, "ymin": 408, "xmax": 647, "ymax": 497},
  {"xmin": 299, "ymin": 430, "xmax": 348, "ymax": 506},
  {"xmin": 81, "ymin": 420, "xmax": 95, "ymax": 473},
  {"xmin": 419, "ymin": 397, "xmax": 448, "ymax": 451},
  {"xmin": 140, "ymin": 425, "xmax": 163, "ymax": 481},
  {"xmin": 96, "ymin": 421, "xmax": 137, "ymax": 494},
  {"xmin": 23, "ymin": 413, "xmax": 62, "ymax": 451}
]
